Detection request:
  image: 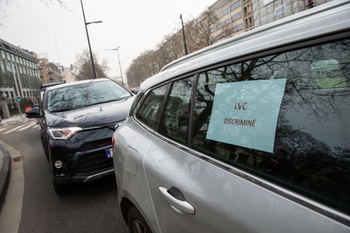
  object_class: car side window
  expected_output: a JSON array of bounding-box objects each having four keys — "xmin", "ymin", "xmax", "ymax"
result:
[
  {"xmin": 191, "ymin": 38, "xmax": 350, "ymax": 214},
  {"xmin": 159, "ymin": 77, "xmax": 193, "ymax": 144},
  {"xmin": 136, "ymin": 84, "xmax": 168, "ymax": 130}
]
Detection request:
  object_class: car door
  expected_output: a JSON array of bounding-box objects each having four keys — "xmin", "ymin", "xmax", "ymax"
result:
[
  {"xmin": 141, "ymin": 46, "xmax": 350, "ymax": 232},
  {"xmin": 141, "ymin": 77, "xmax": 283, "ymax": 233}
]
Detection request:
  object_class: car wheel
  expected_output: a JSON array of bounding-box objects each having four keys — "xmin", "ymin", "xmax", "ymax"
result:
[
  {"xmin": 53, "ymin": 183, "xmax": 69, "ymax": 195},
  {"xmin": 128, "ymin": 206, "xmax": 152, "ymax": 233}
]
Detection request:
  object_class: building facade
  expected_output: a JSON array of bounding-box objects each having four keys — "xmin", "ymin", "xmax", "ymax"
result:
[
  {"xmin": 0, "ymin": 38, "xmax": 41, "ymax": 118},
  {"xmin": 200, "ymin": 0, "xmax": 333, "ymax": 43},
  {"xmin": 253, "ymin": 0, "xmax": 333, "ymax": 28},
  {"xmin": 203, "ymin": 0, "xmax": 254, "ymax": 43},
  {"xmin": 38, "ymin": 58, "xmax": 64, "ymax": 84},
  {"xmin": 60, "ymin": 65, "xmax": 77, "ymax": 83}
]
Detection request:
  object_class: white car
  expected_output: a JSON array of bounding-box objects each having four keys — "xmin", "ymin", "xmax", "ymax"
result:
[{"xmin": 112, "ymin": 1, "xmax": 350, "ymax": 232}]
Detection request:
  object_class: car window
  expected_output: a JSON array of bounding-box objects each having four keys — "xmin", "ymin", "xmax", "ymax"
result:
[
  {"xmin": 46, "ymin": 80, "xmax": 131, "ymax": 112},
  {"xmin": 191, "ymin": 38, "xmax": 350, "ymax": 214},
  {"xmin": 159, "ymin": 77, "xmax": 193, "ymax": 144},
  {"xmin": 136, "ymin": 84, "xmax": 168, "ymax": 130},
  {"xmin": 128, "ymin": 91, "xmax": 144, "ymax": 117}
]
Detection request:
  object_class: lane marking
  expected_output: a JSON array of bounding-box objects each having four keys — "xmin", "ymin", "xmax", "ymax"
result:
[
  {"xmin": 18, "ymin": 122, "xmax": 37, "ymax": 131},
  {"xmin": 3, "ymin": 125, "xmax": 26, "ymax": 134},
  {"xmin": 2, "ymin": 122, "xmax": 37, "ymax": 134}
]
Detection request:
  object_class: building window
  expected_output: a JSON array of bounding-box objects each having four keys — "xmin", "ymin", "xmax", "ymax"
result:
[
  {"xmin": 230, "ymin": 0, "xmax": 241, "ymax": 11},
  {"xmin": 232, "ymin": 12, "xmax": 242, "ymax": 22},
  {"xmin": 233, "ymin": 23, "xmax": 244, "ymax": 33},
  {"xmin": 0, "ymin": 62, "xmax": 5, "ymax": 73},
  {"xmin": 217, "ymin": 18, "xmax": 232, "ymax": 30},
  {"xmin": 217, "ymin": 7, "xmax": 230, "ymax": 19},
  {"xmin": 6, "ymin": 63, "xmax": 12, "ymax": 73}
]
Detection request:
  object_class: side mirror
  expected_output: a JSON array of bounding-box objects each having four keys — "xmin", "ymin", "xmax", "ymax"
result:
[
  {"xmin": 130, "ymin": 88, "xmax": 139, "ymax": 94},
  {"xmin": 25, "ymin": 107, "xmax": 42, "ymax": 119}
]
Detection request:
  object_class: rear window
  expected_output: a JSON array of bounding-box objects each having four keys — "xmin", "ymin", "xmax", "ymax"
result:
[
  {"xmin": 136, "ymin": 84, "xmax": 169, "ymax": 130},
  {"xmin": 191, "ymin": 38, "xmax": 350, "ymax": 214}
]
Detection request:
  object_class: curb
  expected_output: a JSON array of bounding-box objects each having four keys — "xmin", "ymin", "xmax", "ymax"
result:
[{"xmin": 0, "ymin": 144, "xmax": 11, "ymax": 213}]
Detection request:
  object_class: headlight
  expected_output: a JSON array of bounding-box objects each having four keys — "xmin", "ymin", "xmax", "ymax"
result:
[{"xmin": 48, "ymin": 127, "xmax": 83, "ymax": 140}]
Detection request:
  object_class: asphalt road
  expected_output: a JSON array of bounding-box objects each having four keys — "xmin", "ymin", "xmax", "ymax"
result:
[{"xmin": 0, "ymin": 119, "xmax": 129, "ymax": 233}]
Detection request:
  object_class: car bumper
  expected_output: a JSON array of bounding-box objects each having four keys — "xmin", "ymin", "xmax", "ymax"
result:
[{"xmin": 48, "ymin": 129, "xmax": 115, "ymax": 185}]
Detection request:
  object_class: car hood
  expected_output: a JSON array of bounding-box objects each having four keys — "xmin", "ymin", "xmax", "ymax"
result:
[{"xmin": 45, "ymin": 96, "xmax": 134, "ymax": 128}]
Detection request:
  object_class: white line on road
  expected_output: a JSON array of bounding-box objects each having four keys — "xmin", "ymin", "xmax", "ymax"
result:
[
  {"xmin": 3, "ymin": 125, "xmax": 26, "ymax": 134},
  {"xmin": 18, "ymin": 122, "xmax": 36, "ymax": 131}
]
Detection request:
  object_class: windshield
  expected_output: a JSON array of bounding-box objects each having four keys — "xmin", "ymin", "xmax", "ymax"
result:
[{"xmin": 46, "ymin": 80, "xmax": 131, "ymax": 112}]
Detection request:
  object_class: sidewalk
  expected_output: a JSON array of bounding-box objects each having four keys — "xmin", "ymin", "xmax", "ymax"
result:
[
  {"xmin": 0, "ymin": 115, "xmax": 23, "ymax": 207},
  {"xmin": 0, "ymin": 115, "xmax": 26, "ymax": 233},
  {"xmin": 0, "ymin": 143, "xmax": 11, "ymax": 211}
]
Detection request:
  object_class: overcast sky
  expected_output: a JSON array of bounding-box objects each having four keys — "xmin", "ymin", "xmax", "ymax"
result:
[{"xmin": 0, "ymin": 0, "xmax": 215, "ymax": 82}]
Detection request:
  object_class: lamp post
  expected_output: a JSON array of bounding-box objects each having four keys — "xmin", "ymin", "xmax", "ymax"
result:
[
  {"xmin": 106, "ymin": 47, "xmax": 124, "ymax": 86},
  {"xmin": 80, "ymin": 0, "xmax": 102, "ymax": 79},
  {"xmin": 9, "ymin": 61, "xmax": 22, "ymax": 117},
  {"xmin": 180, "ymin": 14, "xmax": 188, "ymax": 55}
]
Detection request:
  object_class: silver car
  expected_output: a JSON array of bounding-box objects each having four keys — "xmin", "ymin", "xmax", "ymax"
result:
[{"xmin": 112, "ymin": 1, "xmax": 350, "ymax": 232}]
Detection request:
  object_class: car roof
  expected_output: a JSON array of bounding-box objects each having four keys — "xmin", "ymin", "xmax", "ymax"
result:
[
  {"xmin": 140, "ymin": 0, "xmax": 350, "ymax": 91},
  {"xmin": 41, "ymin": 81, "xmax": 66, "ymax": 90},
  {"xmin": 45, "ymin": 78, "xmax": 113, "ymax": 91}
]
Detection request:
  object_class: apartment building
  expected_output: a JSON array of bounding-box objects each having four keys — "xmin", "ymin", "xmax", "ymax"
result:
[
  {"xmin": 253, "ymin": 0, "xmax": 333, "ymax": 27},
  {"xmin": 0, "ymin": 38, "xmax": 41, "ymax": 117},
  {"xmin": 38, "ymin": 58, "xmax": 64, "ymax": 84},
  {"xmin": 202, "ymin": 0, "xmax": 252, "ymax": 43},
  {"xmin": 201, "ymin": 0, "xmax": 333, "ymax": 42}
]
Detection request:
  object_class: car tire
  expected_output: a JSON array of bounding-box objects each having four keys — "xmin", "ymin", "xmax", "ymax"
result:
[
  {"xmin": 128, "ymin": 206, "xmax": 152, "ymax": 233},
  {"xmin": 53, "ymin": 183, "xmax": 69, "ymax": 195}
]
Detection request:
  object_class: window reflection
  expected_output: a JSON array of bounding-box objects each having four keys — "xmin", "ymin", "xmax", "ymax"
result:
[
  {"xmin": 160, "ymin": 77, "xmax": 193, "ymax": 143},
  {"xmin": 136, "ymin": 84, "xmax": 168, "ymax": 130},
  {"xmin": 192, "ymin": 39, "xmax": 350, "ymax": 214},
  {"xmin": 46, "ymin": 80, "xmax": 131, "ymax": 112}
]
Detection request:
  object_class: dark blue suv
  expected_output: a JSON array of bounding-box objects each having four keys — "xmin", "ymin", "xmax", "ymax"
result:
[{"xmin": 26, "ymin": 78, "xmax": 134, "ymax": 195}]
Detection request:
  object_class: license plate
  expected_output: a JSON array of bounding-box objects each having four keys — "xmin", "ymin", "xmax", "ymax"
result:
[{"xmin": 106, "ymin": 148, "xmax": 113, "ymax": 159}]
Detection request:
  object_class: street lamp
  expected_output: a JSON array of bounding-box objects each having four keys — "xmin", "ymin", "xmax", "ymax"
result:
[
  {"xmin": 80, "ymin": 0, "xmax": 102, "ymax": 79},
  {"xmin": 106, "ymin": 47, "xmax": 124, "ymax": 86},
  {"xmin": 179, "ymin": 14, "xmax": 188, "ymax": 55}
]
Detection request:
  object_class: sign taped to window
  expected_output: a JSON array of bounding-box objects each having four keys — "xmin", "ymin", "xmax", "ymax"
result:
[{"xmin": 206, "ymin": 79, "xmax": 286, "ymax": 153}]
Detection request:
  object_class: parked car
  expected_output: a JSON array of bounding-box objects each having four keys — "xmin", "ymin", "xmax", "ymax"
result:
[
  {"xmin": 26, "ymin": 78, "xmax": 134, "ymax": 195},
  {"xmin": 40, "ymin": 81, "xmax": 66, "ymax": 103},
  {"xmin": 112, "ymin": 1, "xmax": 350, "ymax": 233}
]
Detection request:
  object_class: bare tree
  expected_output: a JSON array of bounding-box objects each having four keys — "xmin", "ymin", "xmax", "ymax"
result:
[
  {"xmin": 126, "ymin": 51, "xmax": 153, "ymax": 87},
  {"xmin": 188, "ymin": 8, "xmax": 221, "ymax": 48},
  {"xmin": 74, "ymin": 49, "xmax": 108, "ymax": 80},
  {"xmin": 2, "ymin": 0, "xmax": 66, "ymax": 7},
  {"xmin": 124, "ymin": 7, "xmax": 220, "ymax": 86},
  {"xmin": 1, "ymin": 0, "xmax": 67, "ymax": 26},
  {"xmin": 125, "ymin": 31, "xmax": 188, "ymax": 87}
]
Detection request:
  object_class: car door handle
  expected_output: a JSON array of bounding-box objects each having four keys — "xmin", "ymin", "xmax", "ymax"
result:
[{"xmin": 159, "ymin": 186, "xmax": 195, "ymax": 215}]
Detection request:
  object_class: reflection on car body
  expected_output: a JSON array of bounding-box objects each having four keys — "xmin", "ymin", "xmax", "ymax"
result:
[
  {"xmin": 26, "ymin": 78, "xmax": 134, "ymax": 195},
  {"xmin": 112, "ymin": 1, "xmax": 350, "ymax": 233}
]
